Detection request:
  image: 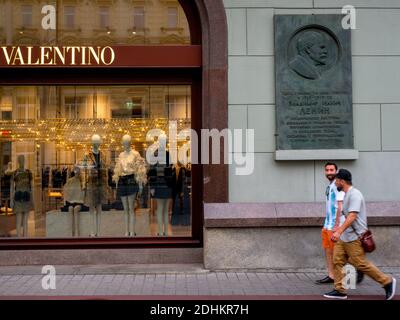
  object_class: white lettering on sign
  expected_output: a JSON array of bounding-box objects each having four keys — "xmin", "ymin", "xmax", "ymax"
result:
[{"xmin": 0, "ymin": 46, "xmax": 116, "ymax": 66}]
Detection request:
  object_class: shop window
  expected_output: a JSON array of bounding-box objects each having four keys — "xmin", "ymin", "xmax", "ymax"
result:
[
  {"xmin": 0, "ymin": 85, "xmax": 193, "ymax": 239},
  {"xmin": 0, "ymin": 0, "xmax": 204, "ymax": 246}
]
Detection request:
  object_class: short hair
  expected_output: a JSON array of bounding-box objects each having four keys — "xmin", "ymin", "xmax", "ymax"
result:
[
  {"xmin": 336, "ymin": 169, "xmax": 352, "ymax": 184},
  {"xmin": 324, "ymin": 162, "xmax": 338, "ymax": 171},
  {"xmin": 296, "ymin": 31, "xmax": 324, "ymax": 54}
]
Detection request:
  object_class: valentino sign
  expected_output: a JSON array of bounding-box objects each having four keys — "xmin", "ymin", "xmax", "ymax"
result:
[
  {"xmin": 0, "ymin": 45, "xmax": 202, "ymax": 68},
  {"xmin": 0, "ymin": 46, "xmax": 116, "ymax": 66}
]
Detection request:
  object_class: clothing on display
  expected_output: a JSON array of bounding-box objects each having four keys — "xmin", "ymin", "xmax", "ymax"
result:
[
  {"xmin": 116, "ymin": 174, "xmax": 139, "ymax": 198},
  {"xmin": 148, "ymin": 164, "xmax": 173, "ymax": 199},
  {"xmin": 41, "ymin": 167, "xmax": 50, "ymax": 189},
  {"xmin": 11, "ymin": 168, "xmax": 33, "ymax": 212},
  {"xmin": 63, "ymin": 175, "xmax": 85, "ymax": 205},
  {"xmin": 113, "ymin": 150, "xmax": 147, "ymax": 183},
  {"xmin": 1, "ymin": 171, "xmax": 11, "ymax": 200},
  {"xmin": 0, "ymin": 83, "xmax": 193, "ymax": 239},
  {"xmin": 82, "ymin": 151, "xmax": 109, "ymax": 208},
  {"xmin": 42, "ymin": 166, "xmax": 73, "ymax": 189},
  {"xmin": 108, "ymin": 167, "xmax": 116, "ymax": 189},
  {"xmin": 61, "ymin": 202, "xmax": 89, "ymax": 212},
  {"xmin": 52, "ymin": 168, "xmax": 64, "ymax": 188},
  {"xmin": 171, "ymin": 165, "xmax": 191, "ymax": 226},
  {"xmin": 140, "ymin": 183, "xmax": 149, "ymax": 208},
  {"xmin": 113, "ymin": 149, "xmax": 147, "ymax": 198}
]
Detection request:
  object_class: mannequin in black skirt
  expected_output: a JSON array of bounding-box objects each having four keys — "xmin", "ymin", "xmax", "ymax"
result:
[{"xmin": 113, "ymin": 134, "xmax": 147, "ymax": 236}]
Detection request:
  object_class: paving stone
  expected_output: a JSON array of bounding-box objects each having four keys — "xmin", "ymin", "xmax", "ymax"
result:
[{"xmin": 0, "ymin": 266, "xmax": 399, "ymax": 298}]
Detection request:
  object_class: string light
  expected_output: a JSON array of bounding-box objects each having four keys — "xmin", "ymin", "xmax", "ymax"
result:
[{"xmin": 0, "ymin": 118, "xmax": 191, "ymax": 150}]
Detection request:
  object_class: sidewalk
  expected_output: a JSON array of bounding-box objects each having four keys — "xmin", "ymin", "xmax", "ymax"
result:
[{"xmin": 0, "ymin": 264, "xmax": 399, "ymax": 300}]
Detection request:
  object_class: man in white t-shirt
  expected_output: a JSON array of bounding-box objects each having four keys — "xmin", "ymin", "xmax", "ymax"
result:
[{"xmin": 315, "ymin": 162, "xmax": 345, "ymax": 284}]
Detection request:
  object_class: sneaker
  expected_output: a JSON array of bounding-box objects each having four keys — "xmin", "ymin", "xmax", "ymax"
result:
[
  {"xmin": 384, "ymin": 278, "xmax": 397, "ymax": 300},
  {"xmin": 315, "ymin": 276, "xmax": 334, "ymax": 284},
  {"xmin": 323, "ymin": 289, "xmax": 348, "ymax": 300},
  {"xmin": 357, "ymin": 270, "xmax": 365, "ymax": 284}
]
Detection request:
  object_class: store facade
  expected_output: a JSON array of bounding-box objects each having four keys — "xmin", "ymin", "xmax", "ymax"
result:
[{"xmin": 0, "ymin": 0, "xmax": 228, "ymax": 264}]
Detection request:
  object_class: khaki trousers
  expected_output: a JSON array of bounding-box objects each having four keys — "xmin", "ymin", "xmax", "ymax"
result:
[{"xmin": 333, "ymin": 239, "xmax": 392, "ymax": 293}]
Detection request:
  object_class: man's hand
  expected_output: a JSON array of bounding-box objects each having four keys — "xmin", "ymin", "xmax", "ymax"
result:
[
  {"xmin": 332, "ymin": 212, "xmax": 358, "ymax": 242},
  {"xmin": 333, "ymin": 223, "xmax": 339, "ymax": 232},
  {"xmin": 331, "ymin": 229, "xmax": 342, "ymax": 242}
]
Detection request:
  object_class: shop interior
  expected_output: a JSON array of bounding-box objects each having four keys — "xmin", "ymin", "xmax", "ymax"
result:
[{"xmin": 0, "ymin": 85, "xmax": 192, "ymax": 238}]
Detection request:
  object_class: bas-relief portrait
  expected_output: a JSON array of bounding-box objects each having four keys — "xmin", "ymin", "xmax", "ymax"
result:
[
  {"xmin": 289, "ymin": 31, "xmax": 329, "ymax": 80},
  {"xmin": 275, "ymin": 15, "xmax": 353, "ymax": 151}
]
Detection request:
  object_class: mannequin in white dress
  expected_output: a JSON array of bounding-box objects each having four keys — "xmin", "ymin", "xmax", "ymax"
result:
[{"xmin": 113, "ymin": 135, "xmax": 147, "ymax": 236}]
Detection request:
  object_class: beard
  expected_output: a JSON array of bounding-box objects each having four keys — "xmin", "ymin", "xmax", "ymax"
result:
[
  {"xmin": 337, "ymin": 186, "xmax": 343, "ymax": 192},
  {"xmin": 326, "ymin": 174, "xmax": 336, "ymax": 181}
]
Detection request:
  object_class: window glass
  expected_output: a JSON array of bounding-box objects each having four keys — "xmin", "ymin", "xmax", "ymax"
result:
[{"xmin": 0, "ymin": 85, "xmax": 192, "ymax": 239}]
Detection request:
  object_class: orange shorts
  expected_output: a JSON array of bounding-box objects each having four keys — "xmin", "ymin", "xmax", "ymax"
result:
[{"xmin": 321, "ymin": 228, "xmax": 335, "ymax": 250}]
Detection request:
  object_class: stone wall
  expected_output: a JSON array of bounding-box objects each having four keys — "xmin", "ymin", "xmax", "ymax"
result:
[
  {"xmin": 204, "ymin": 202, "xmax": 400, "ymax": 269},
  {"xmin": 225, "ymin": 0, "xmax": 400, "ymax": 203},
  {"xmin": 205, "ymin": 226, "xmax": 400, "ymax": 270}
]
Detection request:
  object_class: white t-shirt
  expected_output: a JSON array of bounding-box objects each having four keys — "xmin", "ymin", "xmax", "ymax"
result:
[{"xmin": 324, "ymin": 180, "xmax": 345, "ymax": 230}]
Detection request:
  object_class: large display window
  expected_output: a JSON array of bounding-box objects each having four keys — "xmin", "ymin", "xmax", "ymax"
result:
[
  {"xmin": 0, "ymin": 85, "xmax": 193, "ymax": 239},
  {"xmin": 0, "ymin": 0, "xmax": 211, "ymax": 249}
]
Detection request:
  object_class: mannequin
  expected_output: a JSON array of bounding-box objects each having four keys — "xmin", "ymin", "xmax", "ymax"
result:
[
  {"xmin": 83, "ymin": 134, "xmax": 107, "ymax": 237},
  {"xmin": 148, "ymin": 133, "xmax": 173, "ymax": 237},
  {"xmin": 171, "ymin": 161, "xmax": 187, "ymax": 226},
  {"xmin": 63, "ymin": 166, "xmax": 85, "ymax": 237},
  {"xmin": 10, "ymin": 155, "xmax": 33, "ymax": 237},
  {"xmin": 113, "ymin": 134, "xmax": 147, "ymax": 237},
  {"xmin": 6, "ymin": 162, "xmax": 12, "ymax": 173},
  {"xmin": 2, "ymin": 162, "xmax": 13, "ymax": 212}
]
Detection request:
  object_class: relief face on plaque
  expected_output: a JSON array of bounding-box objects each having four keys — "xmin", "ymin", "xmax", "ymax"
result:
[
  {"xmin": 288, "ymin": 28, "xmax": 339, "ymax": 80},
  {"xmin": 275, "ymin": 15, "xmax": 353, "ymax": 151}
]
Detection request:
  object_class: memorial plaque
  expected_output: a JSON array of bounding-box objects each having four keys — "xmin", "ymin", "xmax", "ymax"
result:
[{"xmin": 275, "ymin": 15, "xmax": 353, "ymax": 150}]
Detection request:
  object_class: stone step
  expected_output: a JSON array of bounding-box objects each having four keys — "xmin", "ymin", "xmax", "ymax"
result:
[
  {"xmin": 0, "ymin": 248, "xmax": 203, "ymax": 266},
  {"xmin": 0, "ymin": 263, "xmax": 207, "ymax": 275}
]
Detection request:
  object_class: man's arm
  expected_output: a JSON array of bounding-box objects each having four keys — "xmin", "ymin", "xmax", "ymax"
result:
[
  {"xmin": 333, "ymin": 201, "xmax": 343, "ymax": 231},
  {"xmin": 332, "ymin": 212, "xmax": 357, "ymax": 242}
]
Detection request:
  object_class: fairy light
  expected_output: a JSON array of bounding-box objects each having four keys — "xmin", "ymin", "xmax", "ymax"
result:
[{"xmin": 0, "ymin": 118, "xmax": 191, "ymax": 152}]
